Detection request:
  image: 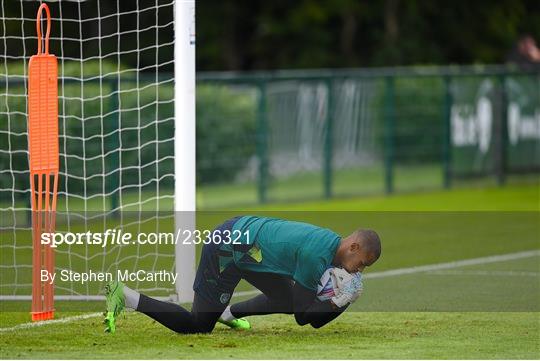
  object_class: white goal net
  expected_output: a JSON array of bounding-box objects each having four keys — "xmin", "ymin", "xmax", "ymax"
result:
[{"xmin": 0, "ymin": 0, "xmax": 194, "ymax": 301}]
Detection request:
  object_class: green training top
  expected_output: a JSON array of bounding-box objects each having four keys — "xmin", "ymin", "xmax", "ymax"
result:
[{"xmin": 221, "ymin": 216, "xmax": 341, "ymax": 291}]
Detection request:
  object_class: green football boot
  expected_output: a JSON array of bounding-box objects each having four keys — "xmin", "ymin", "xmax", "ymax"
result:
[
  {"xmin": 103, "ymin": 280, "xmax": 125, "ymax": 333},
  {"xmin": 218, "ymin": 317, "xmax": 251, "ymax": 330}
]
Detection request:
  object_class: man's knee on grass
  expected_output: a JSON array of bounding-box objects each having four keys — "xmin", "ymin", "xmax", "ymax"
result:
[
  {"xmin": 294, "ymin": 305, "xmax": 346, "ymax": 329},
  {"xmin": 294, "ymin": 313, "xmax": 311, "ymax": 326}
]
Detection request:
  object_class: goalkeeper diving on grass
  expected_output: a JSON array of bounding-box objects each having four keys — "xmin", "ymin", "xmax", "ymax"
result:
[{"xmin": 103, "ymin": 216, "xmax": 381, "ymax": 333}]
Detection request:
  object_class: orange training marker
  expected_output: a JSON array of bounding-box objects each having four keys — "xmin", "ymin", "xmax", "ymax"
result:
[{"xmin": 28, "ymin": 3, "xmax": 58, "ymax": 322}]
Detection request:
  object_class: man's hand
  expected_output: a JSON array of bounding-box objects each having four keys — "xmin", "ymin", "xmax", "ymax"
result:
[{"xmin": 330, "ymin": 268, "xmax": 363, "ymax": 308}]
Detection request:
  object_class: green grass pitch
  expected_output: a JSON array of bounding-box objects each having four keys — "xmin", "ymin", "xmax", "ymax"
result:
[{"xmin": 1, "ymin": 182, "xmax": 539, "ymax": 359}]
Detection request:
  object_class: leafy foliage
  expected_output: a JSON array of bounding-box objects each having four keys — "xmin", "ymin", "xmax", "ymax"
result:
[{"xmin": 196, "ymin": 85, "xmax": 257, "ymax": 184}]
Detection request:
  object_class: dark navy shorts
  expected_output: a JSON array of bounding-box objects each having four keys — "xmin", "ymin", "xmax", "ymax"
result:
[{"xmin": 192, "ymin": 216, "xmax": 243, "ymax": 306}]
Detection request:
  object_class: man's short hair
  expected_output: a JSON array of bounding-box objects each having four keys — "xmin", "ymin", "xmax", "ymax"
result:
[{"xmin": 356, "ymin": 229, "xmax": 381, "ymax": 260}]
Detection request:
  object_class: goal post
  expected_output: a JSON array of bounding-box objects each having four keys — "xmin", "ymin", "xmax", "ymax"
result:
[{"xmin": 173, "ymin": 0, "xmax": 196, "ymax": 303}]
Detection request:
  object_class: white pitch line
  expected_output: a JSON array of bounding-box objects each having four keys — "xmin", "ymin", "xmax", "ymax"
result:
[
  {"xmin": 233, "ymin": 290, "xmax": 260, "ymax": 298},
  {"xmin": 0, "ymin": 312, "xmax": 102, "ymax": 333},
  {"xmin": 429, "ymin": 270, "xmax": 540, "ymax": 277},
  {"xmin": 1, "ymin": 249, "xmax": 539, "ymax": 333},
  {"xmin": 364, "ymin": 249, "xmax": 540, "ymax": 279}
]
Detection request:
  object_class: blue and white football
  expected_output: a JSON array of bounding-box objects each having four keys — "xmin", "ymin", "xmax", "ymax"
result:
[{"xmin": 316, "ymin": 267, "xmax": 337, "ymax": 301}]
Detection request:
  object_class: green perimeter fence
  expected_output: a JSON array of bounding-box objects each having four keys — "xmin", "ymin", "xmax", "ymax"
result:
[
  {"xmin": 1, "ymin": 65, "xmax": 539, "ymax": 211},
  {"xmin": 197, "ymin": 66, "xmax": 540, "ymax": 208}
]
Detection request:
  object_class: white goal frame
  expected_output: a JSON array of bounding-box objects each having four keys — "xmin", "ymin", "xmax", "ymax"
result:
[{"xmin": 173, "ymin": 0, "xmax": 196, "ymax": 304}]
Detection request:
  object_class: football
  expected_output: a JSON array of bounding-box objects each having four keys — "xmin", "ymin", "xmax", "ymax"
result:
[{"xmin": 316, "ymin": 267, "xmax": 338, "ymax": 301}]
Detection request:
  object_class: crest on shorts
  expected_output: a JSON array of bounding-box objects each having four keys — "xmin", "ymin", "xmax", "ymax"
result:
[{"xmin": 220, "ymin": 292, "xmax": 231, "ymax": 304}]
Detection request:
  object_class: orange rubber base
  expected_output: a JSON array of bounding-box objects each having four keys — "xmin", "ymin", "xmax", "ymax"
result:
[{"xmin": 31, "ymin": 310, "xmax": 54, "ymax": 322}]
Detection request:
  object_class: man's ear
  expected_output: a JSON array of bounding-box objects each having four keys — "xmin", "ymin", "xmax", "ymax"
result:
[{"xmin": 350, "ymin": 242, "xmax": 360, "ymax": 252}]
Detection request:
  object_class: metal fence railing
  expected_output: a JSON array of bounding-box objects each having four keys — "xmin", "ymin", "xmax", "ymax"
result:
[{"xmin": 197, "ymin": 65, "xmax": 540, "ymax": 208}]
